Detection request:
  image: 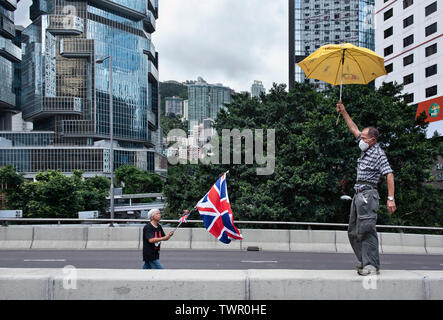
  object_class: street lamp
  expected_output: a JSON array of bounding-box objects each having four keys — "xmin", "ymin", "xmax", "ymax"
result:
[{"xmin": 96, "ymin": 55, "xmax": 114, "ymax": 226}]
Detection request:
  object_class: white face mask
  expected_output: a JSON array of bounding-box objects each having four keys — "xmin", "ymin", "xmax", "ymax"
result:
[{"xmin": 359, "ymin": 139, "xmax": 370, "ymax": 152}]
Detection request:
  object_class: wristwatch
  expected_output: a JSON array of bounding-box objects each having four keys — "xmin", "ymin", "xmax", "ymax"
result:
[{"xmin": 387, "ymin": 196, "xmax": 395, "ymax": 201}]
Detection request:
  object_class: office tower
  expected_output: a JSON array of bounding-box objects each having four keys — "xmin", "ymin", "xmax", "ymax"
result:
[
  {"xmin": 289, "ymin": 0, "xmax": 375, "ymax": 90},
  {"xmin": 251, "ymin": 80, "xmax": 265, "ymax": 98},
  {"xmin": 0, "ymin": 0, "xmax": 22, "ymax": 130},
  {"xmin": 165, "ymin": 96, "xmax": 184, "ymax": 116},
  {"xmin": 0, "ymin": 0, "xmax": 165, "ymax": 178},
  {"xmin": 375, "ymin": 0, "xmax": 442, "ymax": 137},
  {"xmin": 187, "ymin": 77, "xmax": 232, "ymax": 127}
]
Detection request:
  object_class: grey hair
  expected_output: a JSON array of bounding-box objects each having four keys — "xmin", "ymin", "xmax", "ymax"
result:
[
  {"xmin": 366, "ymin": 127, "xmax": 380, "ymax": 140},
  {"xmin": 147, "ymin": 209, "xmax": 160, "ymax": 220}
]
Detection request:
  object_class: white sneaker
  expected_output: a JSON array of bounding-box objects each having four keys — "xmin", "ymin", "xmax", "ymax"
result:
[{"xmin": 358, "ymin": 265, "xmax": 380, "ymax": 276}]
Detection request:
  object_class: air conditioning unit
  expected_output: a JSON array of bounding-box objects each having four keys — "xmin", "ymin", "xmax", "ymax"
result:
[{"xmin": 78, "ymin": 211, "xmax": 99, "ymax": 219}]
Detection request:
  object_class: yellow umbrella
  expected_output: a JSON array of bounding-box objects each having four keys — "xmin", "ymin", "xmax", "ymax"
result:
[{"xmin": 298, "ymin": 43, "xmax": 387, "ymax": 124}]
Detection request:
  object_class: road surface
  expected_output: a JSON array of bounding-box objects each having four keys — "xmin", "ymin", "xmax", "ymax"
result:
[{"xmin": 0, "ymin": 249, "xmax": 442, "ymax": 270}]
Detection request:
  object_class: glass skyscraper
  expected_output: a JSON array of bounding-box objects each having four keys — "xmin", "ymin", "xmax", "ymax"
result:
[
  {"xmin": 0, "ymin": 0, "xmax": 165, "ymax": 178},
  {"xmin": 188, "ymin": 78, "xmax": 232, "ymax": 128},
  {"xmin": 0, "ymin": 0, "xmax": 22, "ymax": 130},
  {"xmin": 289, "ymin": 0, "xmax": 375, "ymax": 90}
]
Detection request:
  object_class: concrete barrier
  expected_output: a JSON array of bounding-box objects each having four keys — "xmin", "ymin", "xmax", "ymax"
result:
[
  {"xmin": 0, "ymin": 226, "xmax": 441, "ymax": 255},
  {"xmin": 1, "ymin": 268, "xmax": 442, "ymax": 300},
  {"xmin": 425, "ymin": 235, "xmax": 443, "ymax": 255},
  {"xmin": 380, "ymin": 233, "xmax": 427, "ymax": 255},
  {"xmin": 241, "ymin": 229, "xmax": 289, "ymax": 251},
  {"xmin": 335, "ymin": 231, "xmax": 353, "ymax": 253},
  {"xmin": 248, "ymin": 269, "xmax": 443, "ymax": 300},
  {"xmin": 191, "ymin": 228, "xmax": 241, "ymax": 250},
  {"xmin": 0, "ymin": 226, "xmax": 33, "ymax": 249},
  {"xmin": 32, "ymin": 227, "xmax": 87, "ymax": 249},
  {"xmin": 86, "ymin": 227, "xmax": 140, "ymax": 249},
  {"xmin": 290, "ymin": 230, "xmax": 336, "ymax": 253}
]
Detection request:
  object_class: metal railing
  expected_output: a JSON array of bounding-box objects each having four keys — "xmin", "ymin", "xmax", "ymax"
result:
[{"xmin": 1, "ymin": 218, "xmax": 442, "ymax": 232}]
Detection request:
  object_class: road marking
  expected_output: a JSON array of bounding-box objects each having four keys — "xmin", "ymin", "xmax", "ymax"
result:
[
  {"xmin": 241, "ymin": 260, "xmax": 278, "ymax": 264},
  {"xmin": 23, "ymin": 259, "xmax": 67, "ymax": 262}
]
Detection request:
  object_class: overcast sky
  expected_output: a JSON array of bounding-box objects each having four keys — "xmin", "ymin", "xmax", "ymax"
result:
[{"xmin": 15, "ymin": 0, "xmax": 288, "ymax": 93}]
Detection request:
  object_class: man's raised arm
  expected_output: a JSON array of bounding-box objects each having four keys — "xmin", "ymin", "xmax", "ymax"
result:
[{"xmin": 336, "ymin": 101, "xmax": 361, "ymax": 138}]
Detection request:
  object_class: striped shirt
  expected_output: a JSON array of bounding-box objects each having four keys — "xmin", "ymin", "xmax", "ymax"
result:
[{"xmin": 355, "ymin": 135, "xmax": 393, "ymax": 188}]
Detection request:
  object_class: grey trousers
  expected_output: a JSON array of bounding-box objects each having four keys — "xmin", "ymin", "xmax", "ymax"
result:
[{"xmin": 348, "ymin": 189, "xmax": 380, "ymax": 269}]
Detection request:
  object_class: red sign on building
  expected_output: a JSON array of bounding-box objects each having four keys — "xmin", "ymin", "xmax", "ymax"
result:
[{"xmin": 416, "ymin": 96, "xmax": 443, "ymax": 123}]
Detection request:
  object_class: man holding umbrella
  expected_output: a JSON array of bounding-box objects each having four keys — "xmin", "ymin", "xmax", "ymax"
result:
[{"xmin": 337, "ymin": 102, "xmax": 397, "ymax": 276}]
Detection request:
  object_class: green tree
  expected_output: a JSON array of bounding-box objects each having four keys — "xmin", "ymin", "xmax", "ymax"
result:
[
  {"xmin": 115, "ymin": 165, "xmax": 164, "ymax": 195},
  {"xmin": 5, "ymin": 170, "xmax": 110, "ymax": 218},
  {"xmin": 164, "ymin": 82, "xmax": 442, "ymax": 228}
]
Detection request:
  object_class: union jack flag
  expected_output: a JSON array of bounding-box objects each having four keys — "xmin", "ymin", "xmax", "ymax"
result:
[
  {"xmin": 196, "ymin": 172, "xmax": 243, "ymax": 244},
  {"xmin": 178, "ymin": 210, "xmax": 190, "ymax": 224}
]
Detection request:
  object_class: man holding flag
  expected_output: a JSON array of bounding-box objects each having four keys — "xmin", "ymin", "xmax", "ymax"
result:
[{"xmin": 142, "ymin": 209, "xmax": 174, "ymax": 269}]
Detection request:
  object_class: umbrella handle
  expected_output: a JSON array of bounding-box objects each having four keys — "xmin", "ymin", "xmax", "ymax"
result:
[{"xmin": 336, "ymin": 80, "xmax": 343, "ymax": 126}]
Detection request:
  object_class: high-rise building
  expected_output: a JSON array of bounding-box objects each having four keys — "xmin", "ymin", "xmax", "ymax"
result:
[
  {"xmin": 0, "ymin": 0, "xmax": 22, "ymax": 130},
  {"xmin": 289, "ymin": 0, "xmax": 375, "ymax": 90},
  {"xmin": 187, "ymin": 77, "xmax": 232, "ymax": 127},
  {"xmin": 375, "ymin": 0, "xmax": 442, "ymax": 137},
  {"xmin": 251, "ymin": 80, "xmax": 265, "ymax": 98},
  {"xmin": 165, "ymin": 96, "xmax": 183, "ymax": 116},
  {"xmin": 0, "ymin": 0, "xmax": 166, "ymax": 178}
]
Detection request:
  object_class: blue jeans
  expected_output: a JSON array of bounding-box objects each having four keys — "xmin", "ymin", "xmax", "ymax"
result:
[{"xmin": 143, "ymin": 260, "xmax": 164, "ymax": 269}]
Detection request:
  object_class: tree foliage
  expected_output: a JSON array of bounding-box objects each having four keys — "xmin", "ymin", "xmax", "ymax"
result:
[
  {"xmin": 115, "ymin": 165, "xmax": 164, "ymax": 195},
  {"xmin": 164, "ymin": 82, "xmax": 442, "ymax": 228},
  {"xmin": 3, "ymin": 170, "xmax": 110, "ymax": 218}
]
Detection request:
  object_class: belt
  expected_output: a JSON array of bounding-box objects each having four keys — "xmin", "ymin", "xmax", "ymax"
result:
[
  {"xmin": 354, "ymin": 185, "xmax": 378, "ymax": 193},
  {"xmin": 356, "ymin": 181, "xmax": 378, "ymax": 188}
]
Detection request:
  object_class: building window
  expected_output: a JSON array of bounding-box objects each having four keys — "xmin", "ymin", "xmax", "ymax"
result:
[
  {"xmin": 384, "ymin": 26, "xmax": 393, "ymax": 38},
  {"xmin": 384, "ymin": 8, "xmax": 393, "ymax": 21},
  {"xmin": 385, "ymin": 63, "xmax": 393, "ymax": 73},
  {"xmin": 425, "ymin": 43, "xmax": 437, "ymax": 57},
  {"xmin": 403, "ymin": 73, "xmax": 414, "ymax": 85},
  {"xmin": 403, "ymin": 34, "xmax": 414, "ymax": 47},
  {"xmin": 425, "ymin": 2, "xmax": 437, "ymax": 16},
  {"xmin": 425, "ymin": 22, "xmax": 437, "ymax": 37},
  {"xmin": 384, "ymin": 45, "xmax": 393, "ymax": 57},
  {"xmin": 425, "ymin": 64, "xmax": 437, "ymax": 77},
  {"xmin": 425, "ymin": 85, "xmax": 437, "ymax": 98},
  {"xmin": 403, "ymin": 0, "xmax": 413, "ymax": 9},
  {"xmin": 404, "ymin": 93, "xmax": 414, "ymax": 104},
  {"xmin": 403, "ymin": 15, "xmax": 413, "ymax": 28},
  {"xmin": 403, "ymin": 54, "xmax": 414, "ymax": 66}
]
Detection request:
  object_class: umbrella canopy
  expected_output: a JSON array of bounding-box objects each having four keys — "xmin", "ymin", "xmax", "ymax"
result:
[{"xmin": 298, "ymin": 43, "xmax": 387, "ymax": 86}]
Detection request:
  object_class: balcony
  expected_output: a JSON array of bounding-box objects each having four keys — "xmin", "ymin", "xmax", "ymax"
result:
[
  {"xmin": 142, "ymin": 40, "xmax": 156, "ymax": 62},
  {"xmin": 143, "ymin": 11, "xmax": 156, "ymax": 33},
  {"xmin": 147, "ymin": 109, "xmax": 157, "ymax": 128},
  {"xmin": 0, "ymin": 37, "xmax": 21, "ymax": 62},
  {"xmin": 89, "ymin": 0, "xmax": 146, "ymax": 21},
  {"xmin": 148, "ymin": 60, "xmax": 158, "ymax": 82},
  {"xmin": 148, "ymin": 0, "xmax": 158, "ymax": 19},
  {"xmin": 0, "ymin": 14, "xmax": 15, "ymax": 39},
  {"xmin": 0, "ymin": 0, "xmax": 17, "ymax": 11},
  {"xmin": 60, "ymin": 39, "xmax": 94, "ymax": 58},
  {"xmin": 0, "ymin": 86, "xmax": 16, "ymax": 109},
  {"xmin": 47, "ymin": 15, "xmax": 84, "ymax": 35}
]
